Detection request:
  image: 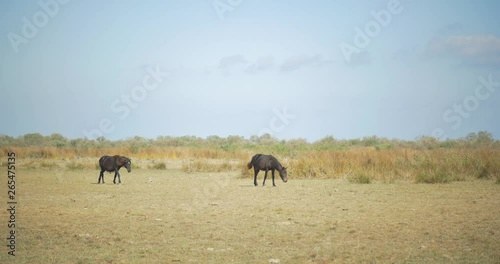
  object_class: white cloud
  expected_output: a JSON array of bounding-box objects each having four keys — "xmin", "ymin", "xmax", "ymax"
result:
[
  {"xmin": 218, "ymin": 54, "xmax": 248, "ymax": 69},
  {"xmin": 217, "ymin": 54, "xmax": 334, "ymax": 74},
  {"xmin": 245, "ymin": 56, "xmax": 274, "ymax": 74},
  {"xmin": 280, "ymin": 54, "xmax": 332, "ymax": 72},
  {"xmin": 425, "ymin": 34, "xmax": 500, "ymax": 66}
]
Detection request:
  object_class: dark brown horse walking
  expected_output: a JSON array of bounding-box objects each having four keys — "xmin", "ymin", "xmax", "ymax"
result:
[
  {"xmin": 247, "ymin": 154, "xmax": 288, "ymax": 187},
  {"xmin": 98, "ymin": 155, "xmax": 131, "ymax": 184}
]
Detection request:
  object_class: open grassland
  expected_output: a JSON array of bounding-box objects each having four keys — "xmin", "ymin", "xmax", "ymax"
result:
[
  {"xmin": 4, "ymin": 146, "xmax": 500, "ymax": 183},
  {"xmin": 1, "ymin": 163, "xmax": 499, "ymax": 263}
]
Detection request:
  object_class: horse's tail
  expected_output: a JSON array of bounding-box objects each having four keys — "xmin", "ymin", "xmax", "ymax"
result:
[{"xmin": 247, "ymin": 154, "xmax": 262, "ymax": 169}]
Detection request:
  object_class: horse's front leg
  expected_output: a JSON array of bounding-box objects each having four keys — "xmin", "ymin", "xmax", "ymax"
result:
[
  {"xmin": 263, "ymin": 169, "xmax": 269, "ymax": 186},
  {"xmin": 272, "ymin": 169, "xmax": 276, "ymax": 187},
  {"xmin": 113, "ymin": 170, "xmax": 120, "ymax": 184},
  {"xmin": 254, "ymin": 169, "xmax": 259, "ymax": 186}
]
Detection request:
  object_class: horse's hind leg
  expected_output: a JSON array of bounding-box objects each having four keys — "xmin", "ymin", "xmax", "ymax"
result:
[
  {"xmin": 98, "ymin": 170, "xmax": 104, "ymax": 184},
  {"xmin": 263, "ymin": 169, "xmax": 268, "ymax": 186}
]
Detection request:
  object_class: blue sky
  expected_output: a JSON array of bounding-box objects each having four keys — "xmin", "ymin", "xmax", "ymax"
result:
[{"xmin": 1, "ymin": 0, "xmax": 499, "ymax": 141}]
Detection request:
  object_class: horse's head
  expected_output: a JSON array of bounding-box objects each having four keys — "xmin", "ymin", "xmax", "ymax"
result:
[
  {"xmin": 123, "ymin": 157, "xmax": 132, "ymax": 173},
  {"xmin": 280, "ymin": 167, "xmax": 288, "ymax": 183}
]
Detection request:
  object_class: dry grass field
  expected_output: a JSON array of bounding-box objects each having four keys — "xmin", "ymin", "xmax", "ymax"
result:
[{"xmin": 1, "ymin": 158, "xmax": 499, "ymax": 263}]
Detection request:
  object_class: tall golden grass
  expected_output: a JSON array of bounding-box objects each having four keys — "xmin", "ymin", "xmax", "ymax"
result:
[
  {"xmin": 1, "ymin": 146, "xmax": 249, "ymax": 160},
  {"xmin": 286, "ymin": 147, "xmax": 500, "ymax": 183},
  {"xmin": 2, "ymin": 146, "xmax": 499, "ymax": 183}
]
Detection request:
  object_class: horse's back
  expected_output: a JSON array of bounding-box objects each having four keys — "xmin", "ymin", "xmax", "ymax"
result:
[
  {"xmin": 258, "ymin": 154, "xmax": 276, "ymax": 163},
  {"xmin": 99, "ymin": 155, "xmax": 114, "ymax": 171},
  {"xmin": 99, "ymin": 155, "xmax": 110, "ymax": 164},
  {"xmin": 252, "ymin": 154, "xmax": 279, "ymax": 169},
  {"xmin": 252, "ymin": 154, "xmax": 263, "ymax": 161}
]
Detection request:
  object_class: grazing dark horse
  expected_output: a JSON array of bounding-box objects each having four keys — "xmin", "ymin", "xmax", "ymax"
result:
[
  {"xmin": 98, "ymin": 155, "xmax": 131, "ymax": 184},
  {"xmin": 247, "ymin": 154, "xmax": 288, "ymax": 187}
]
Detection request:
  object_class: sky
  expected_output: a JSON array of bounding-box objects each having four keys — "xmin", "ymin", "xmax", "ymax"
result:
[{"xmin": 1, "ymin": 0, "xmax": 499, "ymax": 141}]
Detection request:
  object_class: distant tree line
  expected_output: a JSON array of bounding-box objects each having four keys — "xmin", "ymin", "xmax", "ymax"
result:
[{"xmin": 0, "ymin": 131, "xmax": 497, "ymax": 151}]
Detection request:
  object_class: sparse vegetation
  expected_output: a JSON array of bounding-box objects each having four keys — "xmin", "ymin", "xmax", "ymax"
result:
[
  {"xmin": 348, "ymin": 173, "xmax": 372, "ymax": 184},
  {"xmin": 1, "ymin": 132, "xmax": 499, "ymax": 184},
  {"xmin": 40, "ymin": 161, "xmax": 59, "ymax": 169},
  {"xmin": 1, "ymin": 132, "xmax": 499, "ymax": 263},
  {"xmin": 182, "ymin": 159, "xmax": 237, "ymax": 173},
  {"xmin": 415, "ymin": 169, "xmax": 451, "ymax": 184},
  {"xmin": 3, "ymin": 168, "xmax": 499, "ymax": 263},
  {"xmin": 151, "ymin": 162, "xmax": 167, "ymax": 170},
  {"xmin": 476, "ymin": 166, "xmax": 490, "ymax": 179},
  {"xmin": 66, "ymin": 162, "xmax": 85, "ymax": 171}
]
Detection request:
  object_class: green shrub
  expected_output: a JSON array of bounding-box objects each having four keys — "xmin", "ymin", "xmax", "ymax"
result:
[
  {"xmin": 151, "ymin": 162, "xmax": 167, "ymax": 170},
  {"xmin": 476, "ymin": 167, "xmax": 489, "ymax": 179},
  {"xmin": 240, "ymin": 163, "xmax": 253, "ymax": 178},
  {"xmin": 348, "ymin": 173, "xmax": 371, "ymax": 184},
  {"xmin": 67, "ymin": 162, "xmax": 84, "ymax": 170},
  {"xmin": 182, "ymin": 160, "xmax": 234, "ymax": 173},
  {"xmin": 40, "ymin": 161, "xmax": 58, "ymax": 168},
  {"xmin": 415, "ymin": 170, "xmax": 450, "ymax": 184}
]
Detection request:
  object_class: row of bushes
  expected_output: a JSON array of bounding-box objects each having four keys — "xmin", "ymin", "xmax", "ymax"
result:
[
  {"xmin": 1, "ymin": 131, "xmax": 498, "ymax": 151},
  {"xmin": 2, "ymin": 132, "xmax": 498, "ymax": 184}
]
